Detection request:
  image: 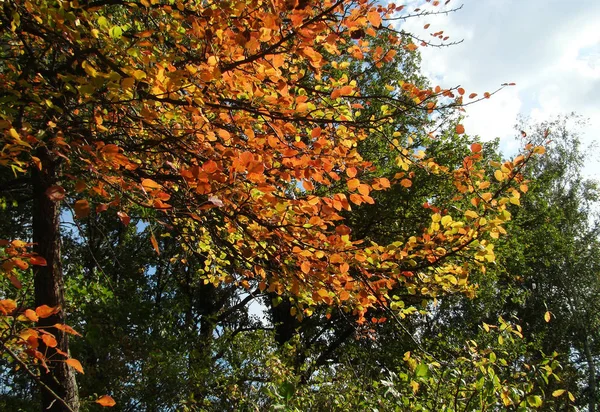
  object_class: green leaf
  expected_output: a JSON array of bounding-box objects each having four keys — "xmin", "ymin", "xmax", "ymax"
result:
[
  {"xmin": 109, "ymin": 26, "xmax": 123, "ymax": 39},
  {"xmin": 415, "ymin": 363, "xmax": 429, "ymax": 378},
  {"xmin": 526, "ymin": 395, "xmax": 542, "ymax": 407},
  {"xmin": 97, "ymin": 16, "xmax": 109, "ymax": 29}
]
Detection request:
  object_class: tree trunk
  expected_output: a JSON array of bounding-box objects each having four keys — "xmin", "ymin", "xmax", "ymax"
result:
[
  {"xmin": 32, "ymin": 147, "xmax": 79, "ymax": 411},
  {"xmin": 585, "ymin": 335, "xmax": 596, "ymax": 412}
]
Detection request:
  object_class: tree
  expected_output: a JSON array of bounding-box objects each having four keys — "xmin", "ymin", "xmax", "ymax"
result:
[{"xmin": 1, "ymin": 0, "xmax": 536, "ymax": 409}]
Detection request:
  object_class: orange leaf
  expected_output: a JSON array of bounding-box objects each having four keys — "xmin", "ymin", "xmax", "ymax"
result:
[
  {"xmin": 367, "ymin": 11, "xmax": 382, "ymax": 27},
  {"xmin": 311, "ymin": 127, "xmax": 322, "ymax": 138},
  {"xmin": 36, "ymin": 305, "xmax": 58, "ymax": 319},
  {"xmin": 346, "ymin": 167, "xmax": 357, "ymax": 178},
  {"xmin": 357, "ymin": 184, "xmax": 370, "ymax": 196},
  {"xmin": 468, "ymin": 93, "xmax": 477, "ymax": 99},
  {"xmin": 406, "ymin": 43, "xmax": 418, "ymax": 52},
  {"xmin": 457, "ymin": 87, "xmax": 465, "ymax": 96},
  {"xmin": 150, "ymin": 233, "xmax": 160, "ymax": 255},
  {"xmin": 13, "ymin": 258, "xmax": 29, "ymax": 270},
  {"xmin": 470, "ymin": 143, "xmax": 482, "ymax": 153},
  {"xmin": 24, "ymin": 309, "xmax": 39, "ymax": 322},
  {"xmin": 347, "ymin": 178, "xmax": 360, "ymax": 190},
  {"xmin": 54, "ymin": 323, "xmax": 82, "ymax": 336},
  {"xmin": 0, "ymin": 299, "xmax": 17, "ymax": 315},
  {"xmin": 95, "ymin": 395, "xmax": 116, "ymax": 407},
  {"xmin": 400, "ymin": 179, "xmax": 412, "ymax": 188},
  {"xmin": 42, "ymin": 334, "xmax": 58, "ymax": 348},
  {"xmin": 378, "ymin": 177, "xmax": 391, "ymax": 189},
  {"xmin": 455, "ymin": 124, "xmax": 465, "ymax": 135},
  {"xmin": 29, "ymin": 256, "xmax": 47, "ymax": 266},
  {"xmin": 424, "ymin": 23, "xmax": 430, "ymax": 29},
  {"xmin": 300, "ymin": 261, "xmax": 311, "ymax": 274},
  {"xmin": 141, "ymin": 179, "xmax": 160, "ymax": 190},
  {"xmin": 65, "ymin": 358, "xmax": 84, "ymax": 374},
  {"xmin": 74, "ymin": 199, "xmax": 90, "ymax": 218},
  {"xmin": 202, "ymin": 160, "xmax": 218, "ymax": 173}
]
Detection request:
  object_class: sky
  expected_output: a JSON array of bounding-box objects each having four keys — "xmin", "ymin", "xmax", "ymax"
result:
[{"xmin": 401, "ymin": 0, "xmax": 600, "ymax": 179}]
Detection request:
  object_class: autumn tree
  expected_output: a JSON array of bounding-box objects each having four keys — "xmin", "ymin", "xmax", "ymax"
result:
[{"xmin": 0, "ymin": 0, "xmax": 537, "ymax": 410}]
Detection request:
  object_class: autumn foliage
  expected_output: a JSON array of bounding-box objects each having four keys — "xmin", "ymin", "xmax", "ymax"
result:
[{"xmin": 0, "ymin": 0, "xmax": 545, "ymax": 409}]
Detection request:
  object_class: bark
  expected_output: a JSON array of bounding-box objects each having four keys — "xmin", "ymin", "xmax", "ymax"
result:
[
  {"xmin": 585, "ymin": 335, "xmax": 597, "ymax": 412},
  {"xmin": 32, "ymin": 147, "xmax": 79, "ymax": 412}
]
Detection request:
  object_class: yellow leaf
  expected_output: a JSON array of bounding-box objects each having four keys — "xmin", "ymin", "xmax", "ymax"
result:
[
  {"xmin": 66, "ymin": 358, "xmax": 84, "ymax": 374},
  {"xmin": 494, "ymin": 170, "xmax": 505, "ymax": 182},
  {"xmin": 133, "ymin": 70, "xmax": 146, "ymax": 80},
  {"xmin": 544, "ymin": 311, "xmax": 551, "ymax": 322},
  {"xmin": 317, "ymin": 288, "xmax": 329, "ymax": 298},
  {"xmin": 95, "ymin": 395, "xmax": 116, "ymax": 407},
  {"xmin": 552, "ymin": 389, "xmax": 566, "ymax": 397},
  {"xmin": 465, "ymin": 210, "xmax": 478, "ymax": 219}
]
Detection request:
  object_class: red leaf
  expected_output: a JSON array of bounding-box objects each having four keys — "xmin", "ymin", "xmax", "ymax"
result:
[
  {"xmin": 117, "ymin": 211, "xmax": 130, "ymax": 226},
  {"xmin": 46, "ymin": 185, "xmax": 66, "ymax": 201}
]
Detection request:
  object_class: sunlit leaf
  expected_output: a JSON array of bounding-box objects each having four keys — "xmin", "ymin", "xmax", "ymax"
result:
[
  {"xmin": 65, "ymin": 358, "xmax": 84, "ymax": 374},
  {"xmin": 95, "ymin": 395, "xmax": 116, "ymax": 407}
]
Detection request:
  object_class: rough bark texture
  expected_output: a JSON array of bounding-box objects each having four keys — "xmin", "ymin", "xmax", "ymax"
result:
[{"xmin": 32, "ymin": 147, "xmax": 79, "ymax": 411}]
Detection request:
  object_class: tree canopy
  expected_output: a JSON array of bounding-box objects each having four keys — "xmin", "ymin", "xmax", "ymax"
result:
[{"xmin": 0, "ymin": 0, "xmax": 573, "ymax": 411}]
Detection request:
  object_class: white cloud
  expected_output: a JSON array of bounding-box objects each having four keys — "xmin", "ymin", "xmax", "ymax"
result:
[{"xmin": 399, "ymin": 0, "xmax": 600, "ymax": 178}]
